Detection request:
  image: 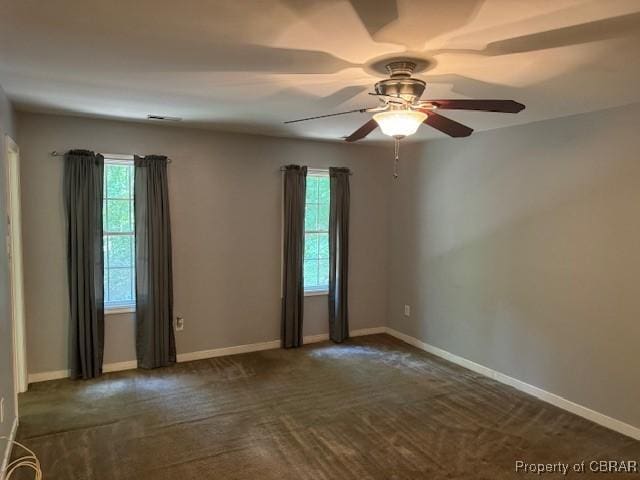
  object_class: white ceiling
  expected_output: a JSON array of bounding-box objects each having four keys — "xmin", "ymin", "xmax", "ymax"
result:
[{"xmin": 1, "ymin": 0, "xmax": 640, "ymax": 143}]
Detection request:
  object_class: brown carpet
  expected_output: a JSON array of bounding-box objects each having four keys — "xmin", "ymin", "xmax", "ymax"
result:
[{"xmin": 13, "ymin": 334, "xmax": 640, "ymax": 479}]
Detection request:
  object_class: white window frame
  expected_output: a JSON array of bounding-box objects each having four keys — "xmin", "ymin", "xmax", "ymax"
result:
[
  {"xmin": 304, "ymin": 168, "xmax": 330, "ymax": 296},
  {"xmin": 103, "ymin": 155, "xmax": 136, "ymax": 313}
]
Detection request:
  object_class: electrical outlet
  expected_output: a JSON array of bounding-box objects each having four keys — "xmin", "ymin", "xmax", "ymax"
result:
[
  {"xmin": 404, "ymin": 305, "xmax": 411, "ymax": 317},
  {"xmin": 1, "ymin": 397, "xmax": 4, "ymax": 424},
  {"xmin": 175, "ymin": 316, "xmax": 184, "ymax": 331}
]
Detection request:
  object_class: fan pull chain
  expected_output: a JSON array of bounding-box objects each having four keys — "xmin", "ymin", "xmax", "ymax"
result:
[{"xmin": 393, "ymin": 137, "xmax": 400, "ymax": 179}]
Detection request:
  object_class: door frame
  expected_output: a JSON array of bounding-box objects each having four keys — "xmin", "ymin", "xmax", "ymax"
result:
[{"xmin": 5, "ymin": 135, "xmax": 27, "ymax": 399}]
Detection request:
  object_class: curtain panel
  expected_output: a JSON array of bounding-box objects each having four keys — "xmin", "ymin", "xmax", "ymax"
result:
[
  {"xmin": 281, "ymin": 165, "xmax": 307, "ymax": 348},
  {"xmin": 134, "ymin": 155, "xmax": 176, "ymax": 368},
  {"xmin": 328, "ymin": 167, "xmax": 350, "ymax": 343},
  {"xmin": 64, "ymin": 150, "xmax": 105, "ymax": 379}
]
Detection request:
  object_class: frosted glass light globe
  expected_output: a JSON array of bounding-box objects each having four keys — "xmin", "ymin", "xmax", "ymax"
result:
[{"xmin": 373, "ymin": 110, "xmax": 427, "ymax": 138}]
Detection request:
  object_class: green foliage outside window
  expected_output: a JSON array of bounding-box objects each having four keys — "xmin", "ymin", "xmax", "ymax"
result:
[
  {"xmin": 103, "ymin": 162, "xmax": 135, "ymax": 306},
  {"xmin": 304, "ymin": 174, "xmax": 330, "ymax": 291}
]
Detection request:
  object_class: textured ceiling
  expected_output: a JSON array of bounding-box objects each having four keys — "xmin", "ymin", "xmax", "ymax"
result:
[{"xmin": 1, "ymin": 0, "xmax": 640, "ymax": 143}]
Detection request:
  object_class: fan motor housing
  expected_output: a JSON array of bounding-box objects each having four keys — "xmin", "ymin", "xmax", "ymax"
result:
[{"xmin": 375, "ymin": 78, "xmax": 426, "ymax": 102}]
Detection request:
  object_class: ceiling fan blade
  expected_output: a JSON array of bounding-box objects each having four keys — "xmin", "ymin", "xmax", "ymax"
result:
[
  {"xmin": 424, "ymin": 99, "xmax": 525, "ymax": 113},
  {"xmin": 285, "ymin": 108, "xmax": 369, "ymax": 124},
  {"xmin": 421, "ymin": 111, "xmax": 473, "ymax": 138},
  {"xmin": 344, "ymin": 119, "xmax": 379, "ymax": 142}
]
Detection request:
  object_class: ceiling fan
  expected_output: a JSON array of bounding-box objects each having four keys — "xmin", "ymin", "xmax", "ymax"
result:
[
  {"xmin": 285, "ymin": 60, "xmax": 525, "ymax": 142},
  {"xmin": 284, "ymin": 59, "xmax": 525, "ymax": 177}
]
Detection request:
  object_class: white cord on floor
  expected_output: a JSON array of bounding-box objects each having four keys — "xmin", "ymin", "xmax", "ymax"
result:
[{"xmin": 0, "ymin": 437, "xmax": 42, "ymax": 480}]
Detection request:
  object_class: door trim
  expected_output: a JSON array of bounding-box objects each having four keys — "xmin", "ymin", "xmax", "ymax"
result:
[{"xmin": 5, "ymin": 135, "xmax": 27, "ymax": 400}]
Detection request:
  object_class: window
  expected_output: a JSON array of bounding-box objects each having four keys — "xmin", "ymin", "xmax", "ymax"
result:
[
  {"xmin": 304, "ymin": 171, "xmax": 330, "ymax": 293},
  {"xmin": 103, "ymin": 158, "xmax": 135, "ymax": 309}
]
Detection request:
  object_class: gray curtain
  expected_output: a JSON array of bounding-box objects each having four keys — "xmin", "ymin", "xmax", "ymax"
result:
[
  {"xmin": 64, "ymin": 150, "xmax": 105, "ymax": 379},
  {"xmin": 134, "ymin": 155, "xmax": 176, "ymax": 368},
  {"xmin": 328, "ymin": 167, "xmax": 350, "ymax": 343},
  {"xmin": 281, "ymin": 165, "xmax": 307, "ymax": 348}
]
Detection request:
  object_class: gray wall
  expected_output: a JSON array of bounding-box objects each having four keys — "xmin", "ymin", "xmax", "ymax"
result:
[
  {"xmin": 389, "ymin": 102, "xmax": 640, "ymax": 428},
  {"xmin": 20, "ymin": 103, "xmax": 640, "ymax": 428},
  {"xmin": 0, "ymin": 85, "xmax": 16, "ymax": 457},
  {"xmin": 17, "ymin": 112, "xmax": 391, "ymax": 374}
]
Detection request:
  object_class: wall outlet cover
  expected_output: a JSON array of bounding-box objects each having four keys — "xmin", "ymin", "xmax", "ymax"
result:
[
  {"xmin": 176, "ymin": 316, "xmax": 184, "ymax": 331},
  {"xmin": 404, "ymin": 305, "xmax": 411, "ymax": 317}
]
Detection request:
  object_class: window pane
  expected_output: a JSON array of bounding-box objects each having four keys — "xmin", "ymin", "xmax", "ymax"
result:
[
  {"xmin": 103, "ymin": 162, "xmax": 136, "ymax": 307},
  {"xmin": 303, "ymin": 173, "xmax": 330, "ymax": 291},
  {"xmin": 318, "ymin": 233, "xmax": 329, "ymax": 259},
  {"xmin": 304, "ymin": 233, "xmax": 319, "ymax": 260},
  {"xmin": 106, "ymin": 199, "xmax": 132, "ymax": 232},
  {"xmin": 304, "ymin": 259, "xmax": 319, "ymax": 288},
  {"xmin": 318, "ymin": 177, "xmax": 330, "ymax": 203},
  {"xmin": 107, "ymin": 235, "xmax": 133, "ymax": 268},
  {"xmin": 108, "ymin": 268, "xmax": 134, "ymax": 303},
  {"xmin": 306, "ymin": 176, "xmax": 318, "ymax": 204},
  {"xmin": 106, "ymin": 164, "xmax": 131, "ymax": 199},
  {"xmin": 318, "ymin": 258, "xmax": 330, "ymax": 287},
  {"xmin": 318, "ymin": 203, "xmax": 330, "ymax": 230},
  {"xmin": 305, "ymin": 204, "xmax": 318, "ymax": 231}
]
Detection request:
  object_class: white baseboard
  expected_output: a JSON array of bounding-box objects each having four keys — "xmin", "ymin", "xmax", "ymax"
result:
[
  {"xmin": 302, "ymin": 334, "xmax": 329, "ymax": 344},
  {"xmin": 27, "ymin": 369, "xmax": 69, "ymax": 383},
  {"xmin": 176, "ymin": 339, "xmax": 281, "ymax": 362},
  {"xmin": 103, "ymin": 360, "xmax": 138, "ymax": 373},
  {"xmin": 351, "ymin": 326, "xmax": 387, "ymax": 337},
  {"xmin": 1, "ymin": 416, "xmax": 19, "ymax": 480},
  {"xmin": 385, "ymin": 327, "xmax": 640, "ymax": 441},
  {"xmin": 27, "ymin": 327, "xmax": 388, "ymax": 384},
  {"xmin": 177, "ymin": 327, "xmax": 386, "ymax": 362},
  {"xmin": 23, "ymin": 325, "xmax": 638, "ymax": 440}
]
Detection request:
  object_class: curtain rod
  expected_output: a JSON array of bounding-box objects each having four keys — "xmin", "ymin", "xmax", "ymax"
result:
[
  {"xmin": 50, "ymin": 151, "xmax": 173, "ymax": 163},
  {"xmin": 279, "ymin": 166, "xmax": 352, "ymax": 175}
]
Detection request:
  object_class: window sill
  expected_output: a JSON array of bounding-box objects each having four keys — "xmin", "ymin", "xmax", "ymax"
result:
[
  {"xmin": 105, "ymin": 306, "xmax": 136, "ymax": 315},
  {"xmin": 304, "ymin": 290, "xmax": 329, "ymax": 297}
]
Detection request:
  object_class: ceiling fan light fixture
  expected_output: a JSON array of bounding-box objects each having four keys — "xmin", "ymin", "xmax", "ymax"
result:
[{"xmin": 373, "ymin": 110, "xmax": 427, "ymax": 138}]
